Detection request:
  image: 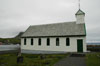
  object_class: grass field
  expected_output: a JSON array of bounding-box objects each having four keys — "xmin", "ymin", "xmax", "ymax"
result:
[
  {"xmin": 0, "ymin": 53, "xmax": 68, "ymax": 66},
  {"xmin": 86, "ymin": 53, "xmax": 100, "ymax": 66}
]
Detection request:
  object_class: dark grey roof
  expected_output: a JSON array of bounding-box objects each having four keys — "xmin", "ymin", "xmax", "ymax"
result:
[
  {"xmin": 22, "ymin": 22, "xmax": 86, "ymax": 37},
  {"xmin": 75, "ymin": 9, "xmax": 85, "ymax": 15}
]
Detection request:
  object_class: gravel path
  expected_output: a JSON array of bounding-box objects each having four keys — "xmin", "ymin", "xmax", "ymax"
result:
[{"xmin": 54, "ymin": 56, "xmax": 86, "ymax": 66}]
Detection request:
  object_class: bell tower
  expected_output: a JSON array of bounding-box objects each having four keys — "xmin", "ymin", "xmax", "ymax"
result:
[{"xmin": 75, "ymin": 0, "xmax": 85, "ymax": 24}]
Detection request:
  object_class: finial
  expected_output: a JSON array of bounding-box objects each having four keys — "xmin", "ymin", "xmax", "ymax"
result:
[{"xmin": 78, "ymin": 0, "xmax": 80, "ymax": 9}]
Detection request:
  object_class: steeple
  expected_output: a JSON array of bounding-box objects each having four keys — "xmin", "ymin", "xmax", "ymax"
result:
[{"xmin": 75, "ymin": 0, "xmax": 85, "ymax": 24}]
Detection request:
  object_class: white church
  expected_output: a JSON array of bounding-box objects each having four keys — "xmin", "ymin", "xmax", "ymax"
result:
[{"xmin": 21, "ymin": 9, "xmax": 87, "ymax": 54}]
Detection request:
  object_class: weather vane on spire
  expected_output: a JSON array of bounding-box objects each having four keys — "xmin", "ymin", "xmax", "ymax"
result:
[{"xmin": 79, "ymin": 0, "xmax": 80, "ymax": 9}]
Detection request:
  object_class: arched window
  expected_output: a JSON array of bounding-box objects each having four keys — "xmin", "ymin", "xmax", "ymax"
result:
[
  {"xmin": 24, "ymin": 38, "xmax": 26, "ymax": 45},
  {"xmin": 38, "ymin": 38, "xmax": 41, "ymax": 46},
  {"xmin": 66, "ymin": 38, "xmax": 70, "ymax": 46},
  {"xmin": 31, "ymin": 38, "xmax": 33, "ymax": 45},
  {"xmin": 47, "ymin": 38, "xmax": 50, "ymax": 46},
  {"xmin": 56, "ymin": 38, "xmax": 59, "ymax": 46}
]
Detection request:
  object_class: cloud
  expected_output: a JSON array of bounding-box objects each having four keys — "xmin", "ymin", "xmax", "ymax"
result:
[{"xmin": 0, "ymin": 0, "xmax": 100, "ymax": 42}]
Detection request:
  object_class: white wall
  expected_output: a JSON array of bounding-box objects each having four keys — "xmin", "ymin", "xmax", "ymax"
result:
[
  {"xmin": 76, "ymin": 15, "xmax": 85, "ymax": 24},
  {"xmin": 21, "ymin": 37, "xmax": 87, "ymax": 52}
]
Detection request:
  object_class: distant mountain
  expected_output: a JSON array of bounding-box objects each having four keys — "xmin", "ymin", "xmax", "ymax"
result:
[{"xmin": 15, "ymin": 32, "xmax": 24, "ymax": 38}]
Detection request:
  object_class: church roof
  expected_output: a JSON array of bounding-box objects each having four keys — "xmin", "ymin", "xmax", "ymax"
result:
[
  {"xmin": 75, "ymin": 9, "xmax": 85, "ymax": 15},
  {"xmin": 22, "ymin": 22, "xmax": 86, "ymax": 37}
]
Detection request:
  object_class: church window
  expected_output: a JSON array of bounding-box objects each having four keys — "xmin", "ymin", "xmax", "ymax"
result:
[
  {"xmin": 66, "ymin": 38, "xmax": 70, "ymax": 46},
  {"xmin": 47, "ymin": 38, "xmax": 50, "ymax": 46},
  {"xmin": 38, "ymin": 38, "xmax": 41, "ymax": 46},
  {"xmin": 24, "ymin": 38, "xmax": 26, "ymax": 45},
  {"xmin": 56, "ymin": 38, "xmax": 59, "ymax": 46},
  {"xmin": 31, "ymin": 38, "xmax": 33, "ymax": 45}
]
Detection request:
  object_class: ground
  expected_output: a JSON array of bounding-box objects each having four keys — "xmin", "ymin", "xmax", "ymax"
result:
[
  {"xmin": 54, "ymin": 53, "xmax": 100, "ymax": 66},
  {"xmin": 54, "ymin": 55, "xmax": 86, "ymax": 66},
  {"xmin": 0, "ymin": 53, "xmax": 100, "ymax": 66},
  {"xmin": 0, "ymin": 53, "xmax": 68, "ymax": 66}
]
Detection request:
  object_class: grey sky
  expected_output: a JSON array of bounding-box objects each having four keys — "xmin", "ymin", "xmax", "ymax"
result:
[{"xmin": 0, "ymin": 0, "xmax": 100, "ymax": 42}]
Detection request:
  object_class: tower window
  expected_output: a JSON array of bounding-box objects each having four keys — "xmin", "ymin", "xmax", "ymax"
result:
[
  {"xmin": 47, "ymin": 38, "xmax": 50, "ymax": 46},
  {"xmin": 31, "ymin": 38, "xmax": 33, "ymax": 45},
  {"xmin": 66, "ymin": 38, "xmax": 70, "ymax": 46},
  {"xmin": 38, "ymin": 38, "xmax": 41, "ymax": 46},
  {"xmin": 56, "ymin": 38, "xmax": 59, "ymax": 46},
  {"xmin": 24, "ymin": 38, "xmax": 26, "ymax": 45}
]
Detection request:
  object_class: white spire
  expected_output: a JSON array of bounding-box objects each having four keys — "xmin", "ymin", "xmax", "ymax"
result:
[
  {"xmin": 76, "ymin": 0, "xmax": 85, "ymax": 15},
  {"xmin": 79, "ymin": 0, "xmax": 80, "ymax": 9}
]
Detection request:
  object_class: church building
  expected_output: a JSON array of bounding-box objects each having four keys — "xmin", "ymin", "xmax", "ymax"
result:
[{"xmin": 21, "ymin": 9, "xmax": 87, "ymax": 54}]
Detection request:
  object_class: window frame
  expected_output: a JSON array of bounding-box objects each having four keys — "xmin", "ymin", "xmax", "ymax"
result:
[
  {"xmin": 38, "ymin": 38, "xmax": 41, "ymax": 46},
  {"xmin": 66, "ymin": 38, "xmax": 70, "ymax": 46},
  {"xmin": 31, "ymin": 38, "xmax": 33, "ymax": 45},
  {"xmin": 56, "ymin": 38, "xmax": 59, "ymax": 46},
  {"xmin": 24, "ymin": 38, "xmax": 26, "ymax": 45},
  {"xmin": 47, "ymin": 38, "xmax": 50, "ymax": 46}
]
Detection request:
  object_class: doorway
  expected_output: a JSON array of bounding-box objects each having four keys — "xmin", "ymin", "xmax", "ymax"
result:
[{"xmin": 77, "ymin": 39, "xmax": 83, "ymax": 52}]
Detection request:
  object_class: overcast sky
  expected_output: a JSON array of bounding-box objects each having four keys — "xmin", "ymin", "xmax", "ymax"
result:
[{"xmin": 0, "ymin": 0, "xmax": 100, "ymax": 42}]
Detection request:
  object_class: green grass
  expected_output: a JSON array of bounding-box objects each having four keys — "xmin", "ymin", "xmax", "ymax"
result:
[
  {"xmin": 0, "ymin": 38, "xmax": 20, "ymax": 44},
  {"xmin": 86, "ymin": 53, "xmax": 100, "ymax": 66},
  {"xmin": 0, "ymin": 53, "xmax": 68, "ymax": 66}
]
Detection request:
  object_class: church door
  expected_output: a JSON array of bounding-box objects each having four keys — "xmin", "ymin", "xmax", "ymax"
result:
[{"xmin": 77, "ymin": 39, "xmax": 83, "ymax": 52}]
